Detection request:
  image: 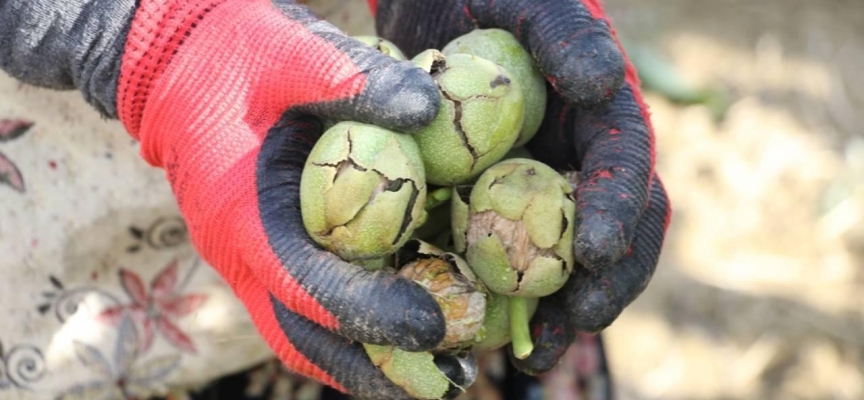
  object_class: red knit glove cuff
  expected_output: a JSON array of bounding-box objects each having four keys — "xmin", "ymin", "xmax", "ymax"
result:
[{"xmin": 117, "ymin": 0, "xmax": 229, "ymax": 140}]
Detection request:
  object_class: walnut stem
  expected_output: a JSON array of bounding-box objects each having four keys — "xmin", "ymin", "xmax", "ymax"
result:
[{"xmin": 509, "ymin": 296, "xmax": 534, "ymax": 359}]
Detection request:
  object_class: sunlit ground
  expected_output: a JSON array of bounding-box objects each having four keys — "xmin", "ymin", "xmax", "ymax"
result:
[{"xmin": 601, "ymin": 1, "xmax": 864, "ymax": 399}]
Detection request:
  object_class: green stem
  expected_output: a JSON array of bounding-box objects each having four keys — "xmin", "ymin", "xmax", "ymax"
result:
[
  {"xmin": 509, "ymin": 296, "xmax": 534, "ymax": 360},
  {"xmin": 425, "ymin": 187, "xmax": 453, "ymax": 211}
]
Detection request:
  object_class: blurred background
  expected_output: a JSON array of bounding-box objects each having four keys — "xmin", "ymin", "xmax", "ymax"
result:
[
  {"xmin": 308, "ymin": 0, "xmax": 864, "ymax": 399},
  {"xmin": 603, "ymin": 1, "xmax": 864, "ymax": 399}
]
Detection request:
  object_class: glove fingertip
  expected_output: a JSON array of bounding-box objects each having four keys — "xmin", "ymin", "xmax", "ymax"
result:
[
  {"xmin": 362, "ymin": 63, "xmax": 441, "ymax": 132},
  {"xmin": 566, "ymin": 286, "xmax": 622, "ymax": 333},
  {"xmin": 317, "ymin": 57, "xmax": 440, "ymax": 133},
  {"xmin": 559, "ymin": 36, "xmax": 625, "ymax": 106},
  {"xmin": 331, "ymin": 270, "xmax": 447, "ymax": 352},
  {"xmin": 295, "ymin": 29, "xmax": 441, "ymax": 132},
  {"xmin": 394, "ymin": 278, "xmax": 449, "ymax": 350},
  {"xmin": 575, "ymin": 212, "xmax": 629, "ymax": 271}
]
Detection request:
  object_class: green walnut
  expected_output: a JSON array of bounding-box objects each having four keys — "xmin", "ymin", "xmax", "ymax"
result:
[
  {"xmin": 452, "ymin": 158, "xmax": 575, "ymax": 359},
  {"xmin": 410, "ymin": 50, "xmax": 525, "ymax": 186},
  {"xmin": 300, "ymin": 121, "xmax": 427, "ymax": 260},
  {"xmin": 454, "ymin": 158, "xmax": 575, "ymax": 297},
  {"xmin": 353, "ymin": 35, "xmax": 407, "ymax": 61},
  {"xmin": 443, "ymin": 29, "xmax": 547, "ymax": 148}
]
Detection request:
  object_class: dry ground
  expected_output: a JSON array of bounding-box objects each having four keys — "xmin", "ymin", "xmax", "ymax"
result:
[{"xmin": 601, "ymin": 1, "xmax": 864, "ymax": 399}]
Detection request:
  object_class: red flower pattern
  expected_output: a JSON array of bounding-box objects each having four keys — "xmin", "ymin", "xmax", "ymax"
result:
[
  {"xmin": 99, "ymin": 260, "xmax": 207, "ymax": 353},
  {"xmin": 0, "ymin": 118, "xmax": 33, "ymax": 193},
  {"xmin": 0, "ymin": 151, "xmax": 24, "ymax": 193}
]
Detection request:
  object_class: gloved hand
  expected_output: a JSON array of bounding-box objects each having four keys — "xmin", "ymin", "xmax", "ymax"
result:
[
  {"xmin": 373, "ymin": 0, "xmax": 673, "ymax": 373},
  {"xmin": 114, "ymin": 0, "xmax": 468, "ymax": 398},
  {"xmin": 2, "ymin": 0, "xmax": 480, "ymax": 395}
]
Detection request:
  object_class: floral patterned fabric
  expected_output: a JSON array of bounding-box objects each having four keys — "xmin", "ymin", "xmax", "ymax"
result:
[{"xmin": 0, "ymin": 71, "xmax": 273, "ymax": 400}]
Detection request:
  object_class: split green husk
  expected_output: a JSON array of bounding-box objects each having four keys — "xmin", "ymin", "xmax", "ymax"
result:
[
  {"xmin": 410, "ymin": 49, "xmax": 525, "ymax": 186},
  {"xmin": 442, "ymin": 29, "xmax": 547, "ymax": 148},
  {"xmin": 454, "ymin": 158, "xmax": 575, "ymax": 297},
  {"xmin": 299, "ymin": 121, "xmax": 427, "ymax": 261}
]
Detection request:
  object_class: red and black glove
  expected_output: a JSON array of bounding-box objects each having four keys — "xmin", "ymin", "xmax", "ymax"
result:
[
  {"xmin": 2, "ymin": 0, "xmax": 479, "ymax": 396},
  {"xmin": 373, "ymin": 0, "xmax": 673, "ymax": 373},
  {"xmin": 114, "ymin": 0, "xmax": 470, "ymax": 398}
]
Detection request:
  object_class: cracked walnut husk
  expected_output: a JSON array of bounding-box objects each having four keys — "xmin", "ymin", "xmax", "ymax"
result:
[
  {"xmin": 300, "ymin": 121, "xmax": 427, "ymax": 261},
  {"xmin": 442, "ymin": 29, "xmax": 547, "ymax": 148},
  {"xmin": 409, "ymin": 50, "xmax": 525, "ymax": 186},
  {"xmin": 453, "ymin": 158, "xmax": 576, "ymax": 297}
]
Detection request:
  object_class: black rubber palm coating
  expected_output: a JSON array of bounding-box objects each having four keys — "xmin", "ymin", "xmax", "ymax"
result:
[
  {"xmin": 290, "ymin": 9, "xmax": 441, "ymax": 132},
  {"xmin": 561, "ymin": 174, "xmax": 669, "ymax": 333},
  {"xmin": 270, "ymin": 295, "xmax": 415, "ymax": 399},
  {"xmin": 527, "ymin": 81, "xmax": 653, "ymax": 271}
]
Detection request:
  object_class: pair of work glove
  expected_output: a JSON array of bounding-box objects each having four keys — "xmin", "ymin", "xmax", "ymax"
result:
[{"xmin": 0, "ymin": 0, "xmax": 671, "ymax": 398}]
